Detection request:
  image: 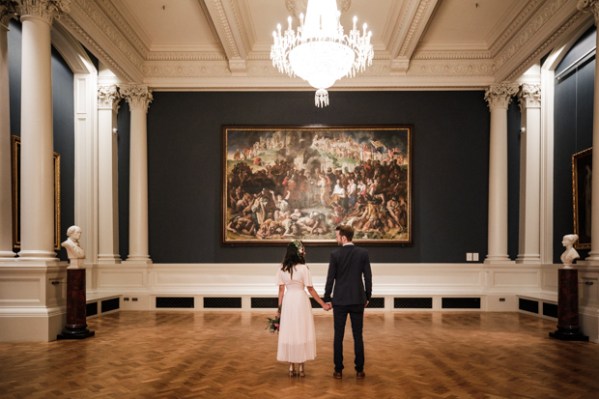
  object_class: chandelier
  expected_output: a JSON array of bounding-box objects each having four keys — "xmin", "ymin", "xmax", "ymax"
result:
[{"xmin": 270, "ymin": 0, "xmax": 374, "ymax": 107}]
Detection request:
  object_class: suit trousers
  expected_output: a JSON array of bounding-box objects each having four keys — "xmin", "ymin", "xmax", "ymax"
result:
[{"xmin": 333, "ymin": 304, "xmax": 365, "ymax": 372}]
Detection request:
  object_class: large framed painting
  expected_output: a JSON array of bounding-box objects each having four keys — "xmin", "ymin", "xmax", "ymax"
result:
[
  {"xmin": 223, "ymin": 125, "xmax": 412, "ymax": 245},
  {"xmin": 11, "ymin": 135, "xmax": 61, "ymax": 251},
  {"xmin": 572, "ymin": 147, "xmax": 592, "ymax": 249}
]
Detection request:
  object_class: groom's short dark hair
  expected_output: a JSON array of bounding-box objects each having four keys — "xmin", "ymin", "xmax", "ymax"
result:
[{"xmin": 336, "ymin": 225, "xmax": 354, "ymax": 241}]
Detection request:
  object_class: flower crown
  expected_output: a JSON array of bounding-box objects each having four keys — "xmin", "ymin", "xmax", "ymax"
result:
[{"xmin": 292, "ymin": 240, "xmax": 304, "ymax": 251}]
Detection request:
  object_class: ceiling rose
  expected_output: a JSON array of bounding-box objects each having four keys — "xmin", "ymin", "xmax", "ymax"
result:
[{"xmin": 285, "ymin": 0, "xmax": 351, "ymax": 18}]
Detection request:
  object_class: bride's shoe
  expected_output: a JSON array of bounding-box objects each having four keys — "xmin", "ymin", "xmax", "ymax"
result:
[
  {"xmin": 298, "ymin": 363, "xmax": 305, "ymax": 377},
  {"xmin": 288, "ymin": 363, "xmax": 295, "ymax": 377}
]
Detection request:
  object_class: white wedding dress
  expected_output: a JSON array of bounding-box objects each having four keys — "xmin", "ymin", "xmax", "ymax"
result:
[{"xmin": 276, "ymin": 264, "xmax": 317, "ymax": 363}]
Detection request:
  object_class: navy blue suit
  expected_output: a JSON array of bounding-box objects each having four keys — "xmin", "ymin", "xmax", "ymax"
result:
[{"xmin": 324, "ymin": 243, "xmax": 372, "ymax": 373}]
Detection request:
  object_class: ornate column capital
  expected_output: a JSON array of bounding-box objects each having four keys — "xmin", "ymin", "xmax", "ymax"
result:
[
  {"xmin": 16, "ymin": 0, "xmax": 70, "ymax": 24},
  {"xmin": 519, "ymin": 83, "xmax": 541, "ymax": 110},
  {"xmin": 97, "ymin": 84, "xmax": 121, "ymax": 112},
  {"xmin": 0, "ymin": 1, "xmax": 18, "ymax": 29},
  {"xmin": 578, "ymin": 0, "xmax": 599, "ymax": 21},
  {"xmin": 120, "ymin": 84, "xmax": 153, "ymax": 112},
  {"xmin": 484, "ymin": 82, "xmax": 519, "ymax": 109}
]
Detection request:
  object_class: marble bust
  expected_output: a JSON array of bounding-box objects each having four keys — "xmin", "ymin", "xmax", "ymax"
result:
[
  {"xmin": 560, "ymin": 234, "xmax": 580, "ymax": 268},
  {"xmin": 61, "ymin": 225, "xmax": 85, "ymax": 266}
]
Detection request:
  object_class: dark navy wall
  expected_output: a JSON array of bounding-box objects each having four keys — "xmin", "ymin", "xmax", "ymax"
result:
[
  {"xmin": 507, "ymin": 101, "xmax": 521, "ymax": 260},
  {"xmin": 8, "ymin": 21, "xmax": 75, "ymax": 261},
  {"xmin": 139, "ymin": 90, "xmax": 491, "ymax": 263},
  {"xmin": 117, "ymin": 102, "xmax": 131, "ymax": 261},
  {"xmin": 553, "ymin": 27, "xmax": 596, "ymax": 262}
]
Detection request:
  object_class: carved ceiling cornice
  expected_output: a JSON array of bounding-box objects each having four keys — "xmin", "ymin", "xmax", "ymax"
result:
[
  {"xmin": 494, "ymin": 0, "xmax": 584, "ymax": 81},
  {"xmin": 58, "ymin": 0, "xmax": 144, "ymax": 82},
  {"xmin": 203, "ymin": 0, "xmax": 250, "ymax": 74},
  {"xmin": 51, "ymin": 0, "xmax": 594, "ymax": 91},
  {"xmin": 387, "ymin": 0, "xmax": 438, "ymax": 74}
]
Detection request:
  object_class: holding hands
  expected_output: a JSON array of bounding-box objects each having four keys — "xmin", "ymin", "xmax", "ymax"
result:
[{"xmin": 323, "ymin": 302, "xmax": 332, "ymax": 311}]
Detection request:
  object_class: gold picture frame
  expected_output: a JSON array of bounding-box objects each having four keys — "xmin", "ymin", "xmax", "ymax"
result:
[
  {"xmin": 572, "ymin": 147, "xmax": 592, "ymax": 250},
  {"xmin": 11, "ymin": 135, "xmax": 61, "ymax": 252},
  {"xmin": 223, "ymin": 125, "xmax": 413, "ymax": 245}
]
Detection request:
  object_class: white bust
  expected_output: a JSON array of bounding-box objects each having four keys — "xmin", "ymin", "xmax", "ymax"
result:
[
  {"xmin": 560, "ymin": 234, "xmax": 580, "ymax": 268},
  {"xmin": 61, "ymin": 225, "xmax": 85, "ymax": 262}
]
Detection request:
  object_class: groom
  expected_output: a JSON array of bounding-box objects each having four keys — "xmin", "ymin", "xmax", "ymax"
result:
[{"xmin": 324, "ymin": 225, "xmax": 372, "ymax": 379}]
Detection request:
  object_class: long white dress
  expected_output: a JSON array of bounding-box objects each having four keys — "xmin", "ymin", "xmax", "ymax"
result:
[{"xmin": 276, "ymin": 264, "xmax": 317, "ymax": 363}]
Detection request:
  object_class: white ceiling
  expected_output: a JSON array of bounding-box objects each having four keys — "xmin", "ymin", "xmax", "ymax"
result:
[{"xmin": 58, "ymin": 0, "xmax": 588, "ymax": 91}]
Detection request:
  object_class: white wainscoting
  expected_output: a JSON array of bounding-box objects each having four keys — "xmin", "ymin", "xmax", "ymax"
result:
[
  {"xmin": 578, "ymin": 265, "xmax": 599, "ymax": 343},
  {"xmin": 3, "ymin": 262, "xmax": 598, "ymax": 342},
  {"xmin": 0, "ymin": 262, "xmax": 67, "ymax": 342},
  {"xmin": 92, "ymin": 262, "xmax": 554, "ymax": 313}
]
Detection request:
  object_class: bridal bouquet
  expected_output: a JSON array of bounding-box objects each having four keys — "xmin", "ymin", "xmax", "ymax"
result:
[{"xmin": 266, "ymin": 315, "xmax": 280, "ymax": 333}]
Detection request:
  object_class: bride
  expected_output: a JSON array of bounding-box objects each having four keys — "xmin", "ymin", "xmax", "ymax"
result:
[{"xmin": 275, "ymin": 240, "xmax": 330, "ymax": 377}]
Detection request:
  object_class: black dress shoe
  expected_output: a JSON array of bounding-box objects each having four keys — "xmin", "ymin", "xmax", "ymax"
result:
[
  {"xmin": 333, "ymin": 371, "xmax": 342, "ymax": 379},
  {"xmin": 356, "ymin": 371, "xmax": 365, "ymax": 379}
]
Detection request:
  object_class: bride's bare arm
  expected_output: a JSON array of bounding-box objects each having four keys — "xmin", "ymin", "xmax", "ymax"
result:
[{"xmin": 307, "ymin": 286, "xmax": 330, "ymax": 310}]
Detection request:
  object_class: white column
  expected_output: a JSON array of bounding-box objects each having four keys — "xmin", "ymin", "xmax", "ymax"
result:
[
  {"xmin": 120, "ymin": 84, "xmax": 152, "ymax": 264},
  {"xmin": 516, "ymin": 83, "xmax": 542, "ymax": 264},
  {"xmin": 97, "ymin": 85, "xmax": 121, "ymax": 264},
  {"xmin": 578, "ymin": 0, "xmax": 599, "ymax": 263},
  {"xmin": 0, "ymin": 5, "xmax": 16, "ymax": 258},
  {"xmin": 17, "ymin": 0, "xmax": 69, "ymax": 261},
  {"xmin": 484, "ymin": 82, "xmax": 519, "ymax": 264}
]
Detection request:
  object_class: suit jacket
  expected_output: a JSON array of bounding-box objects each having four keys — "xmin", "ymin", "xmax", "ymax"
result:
[{"xmin": 324, "ymin": 244, "xmax": 372, "ymax": 305}]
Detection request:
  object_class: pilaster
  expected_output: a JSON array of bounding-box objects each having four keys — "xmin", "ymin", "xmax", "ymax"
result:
[
  {"xmin": 484, "ymin": 82, "xmax": 519, "ymax": 264},
  {"xmin": 516, "ymin": 83, "xmax": 542, "ymax": 264},
  {"xmin": 120, "ymin": 84, "xmax": 152, "ymax": 264},
  {"xmin": 97, "ymin": 85, "xmax": 122, "ymax": 264}
]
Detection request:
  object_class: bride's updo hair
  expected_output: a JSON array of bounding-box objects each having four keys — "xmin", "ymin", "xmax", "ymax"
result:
[{"xmin": 281, "ymin": 240, "xmax": 305, "ymax": 277}]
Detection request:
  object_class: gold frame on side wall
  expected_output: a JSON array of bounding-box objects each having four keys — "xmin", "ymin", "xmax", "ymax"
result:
[{"xmin": 11, "ymin": 135, "xmax": 61, "ymax": 252}]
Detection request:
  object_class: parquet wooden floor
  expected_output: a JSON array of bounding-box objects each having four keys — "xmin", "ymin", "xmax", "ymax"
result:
[{"xmin": 0, "ymin": 311, "xmax": 597, "ymax": 399}]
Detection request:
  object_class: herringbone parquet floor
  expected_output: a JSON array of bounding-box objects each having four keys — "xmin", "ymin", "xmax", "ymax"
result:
[{"xmin": 0, "ymin": 311, "xmax": 597, "ymax": 399}]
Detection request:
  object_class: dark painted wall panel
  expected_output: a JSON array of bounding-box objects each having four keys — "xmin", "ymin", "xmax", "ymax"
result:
[
  {"xmin": 143, "ymin": 91, "xmax": 491, "ymax": 263},
  {"xmin": 553, "ymin": 29, "xmax": 595, "ymax": 262},
  {"xmin": 507, "ymin": 101, "xmax": 521, "ymax": 260},
  {"xmin": 117, "ymin": 102, "xmax": 131, "ymax": 261}
]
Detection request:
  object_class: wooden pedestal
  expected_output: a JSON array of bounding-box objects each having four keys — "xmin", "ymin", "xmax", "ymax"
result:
[
  {"xmin": 549, "ymin": 268, "xmax": 588, "ymax": 341},
  {"xmin": 57, "ymin": 268, "xmax": 95, "ymax": 340}
]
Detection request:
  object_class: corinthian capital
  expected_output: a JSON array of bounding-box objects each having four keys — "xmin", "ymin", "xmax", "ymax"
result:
[
  {"xmin": 97, "ymin": 85, "xmax": 121, "ymax": 111},
  {"xmin": 484, "ymin": 82, "xmax": 519, "ymax": 109},
  {"xmin": 578, "ymin": 0, "xmax": 599, "ymax": 21},
  {"xmin": 519, "ymin": 83, "xmax": 541, "ymax": 109},
  {"xmin": 16, "ymin": 0, "xmax": 71, "ymax": 24},
  {"xmin": 0, "ymin": 0, "xmax": 18, "ymax": 28},
  {"xmin": 120, "ymin": 84, "xmax": 153, "ymax": 112}
]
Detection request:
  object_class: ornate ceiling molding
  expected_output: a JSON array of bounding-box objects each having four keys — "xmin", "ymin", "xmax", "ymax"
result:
[
  {"xmin": 388, "ymin": 0, "xmax": 438, "ymax": 74},
  {"xmin": 58, "ymin": 0, "xmax": 145, "ymax": 82},
  {"xmin": 203, "ymin": 0, "xmax": 250, "ymax": 75},
  {"xmin": 48, "ymin": 0, "xmax": 592, "ymax": 92},
  {"xmin": 285, "ymin": 0, "xmax": 351, "ymax": 18},
  {"xmin": 494, "ymin": 0, "xmax": 584, "ymax": 81},
  {"xmin": 488, "ymin": 0, "xmax": 544, "ymax": 58},
  {"xmin": 95, "ymin": 0, "xmax": 148, "ymax": 57}
]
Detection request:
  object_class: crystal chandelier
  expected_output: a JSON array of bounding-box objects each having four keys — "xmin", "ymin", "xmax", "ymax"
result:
[{"xmin": 270, "ymin": 0, "xmax": 374, "ymax": 107}]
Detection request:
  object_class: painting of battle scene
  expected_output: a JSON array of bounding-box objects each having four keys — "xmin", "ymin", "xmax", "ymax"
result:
[{"xmin": 223, "ymin": 126, "xmax": 412, "ymax": 244}]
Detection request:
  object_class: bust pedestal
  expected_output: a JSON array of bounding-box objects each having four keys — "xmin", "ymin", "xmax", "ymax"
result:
[
  {"xmin": 57, "ymin": 260, "xmax": 95, "ymax": 340},
  {"xmin": 549, "ymin": 268, "xmax": 588, "ymax": 341}
]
